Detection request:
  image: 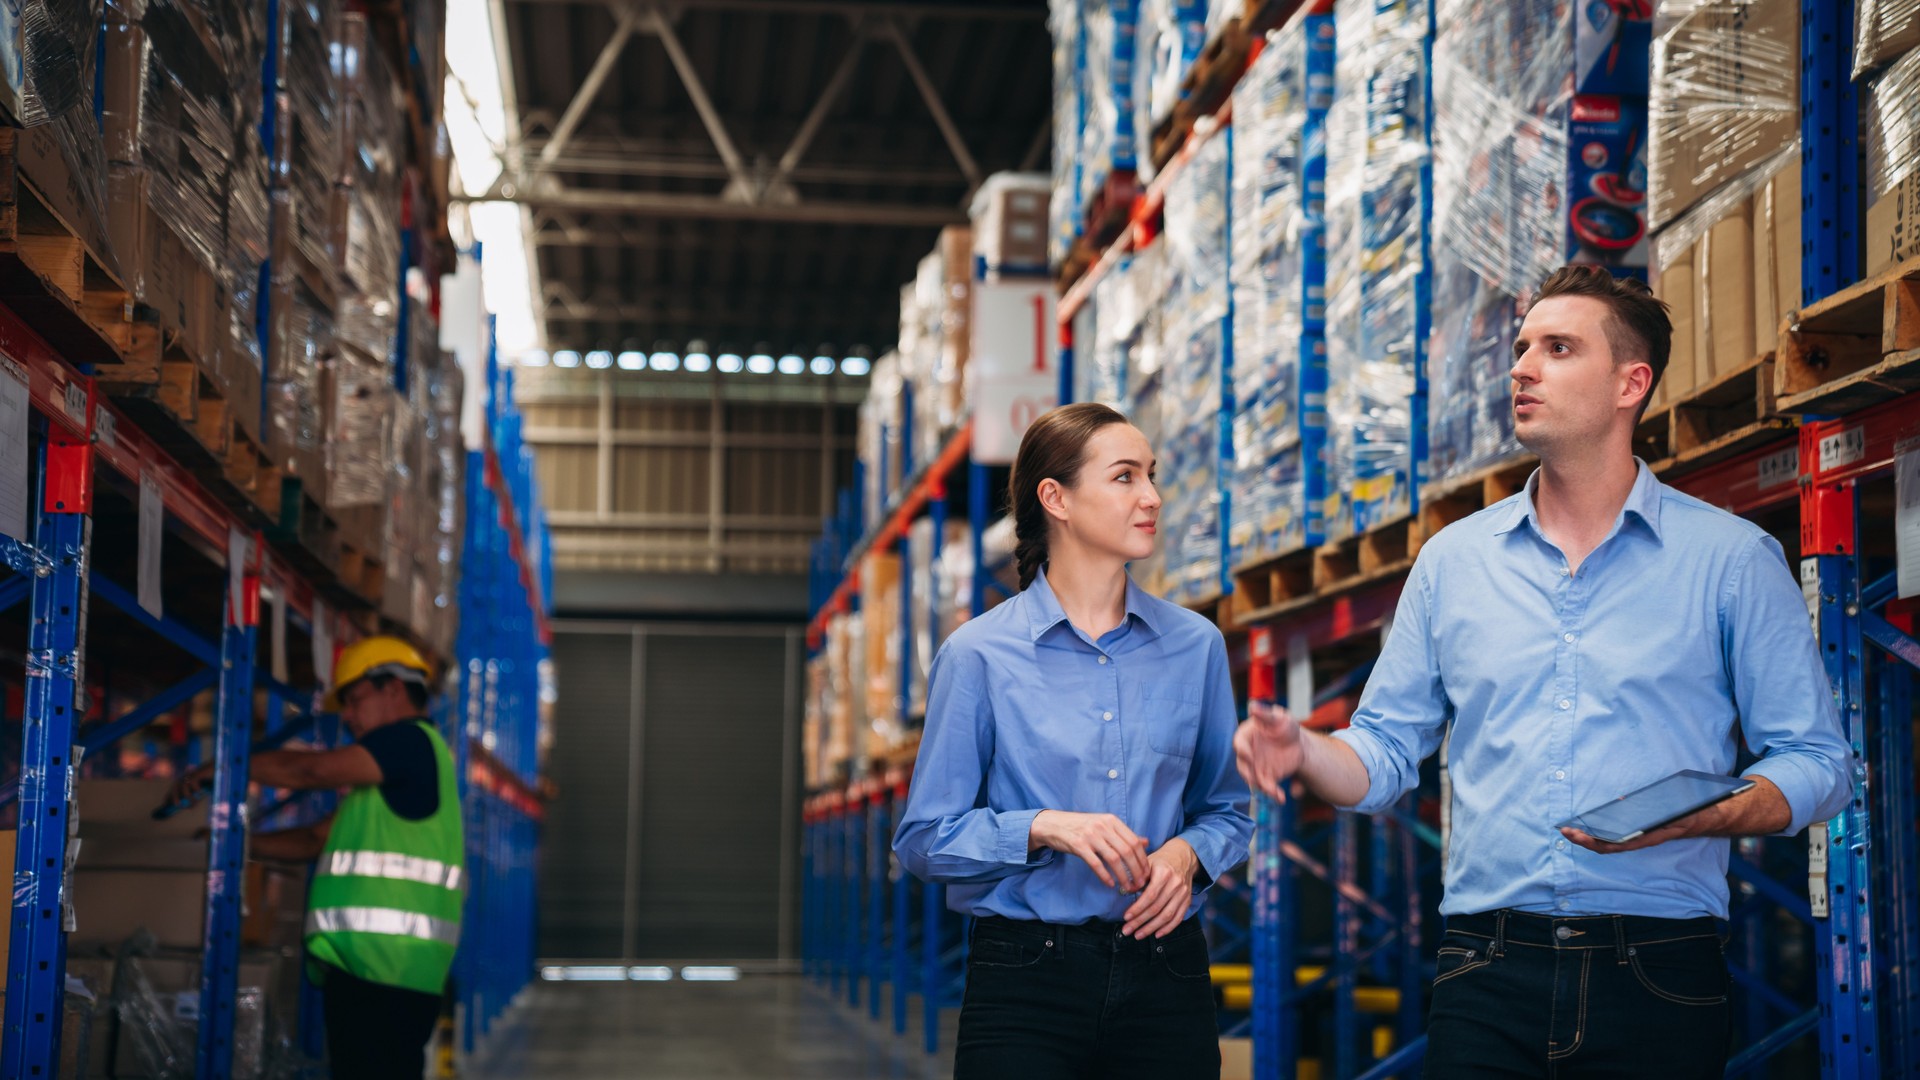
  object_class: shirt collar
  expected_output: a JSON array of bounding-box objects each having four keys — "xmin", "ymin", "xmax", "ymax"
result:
[
  {"xmin": 1023, "ymin": 565, "xmax": 1164, "ymax": 643},
  {"xmin": 1493, "ymin": 458, "xmax": 1664, "ymax": 542}
]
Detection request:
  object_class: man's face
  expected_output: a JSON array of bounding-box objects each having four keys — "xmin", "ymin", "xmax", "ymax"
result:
[
  {"xmin": 1510, "ymin": 296, "xmax": 1649, "ymax": 455},
  {"xmin": 338, "ymin": 678, "xmax": 408, "ymax": 738}
]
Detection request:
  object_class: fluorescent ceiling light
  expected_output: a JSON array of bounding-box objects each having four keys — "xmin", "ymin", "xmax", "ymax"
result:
[
  {"xmin": 552, "ymin": 350, "xmax": 581, "ymax": 368},
  {"xmin": 520, "ymin": 350, "xmax": 550, "ymax": 367},
  {"xmin": 841, "ymin": 356, "xmax": 871, "ymax": 376},
  {"xmin": 649, "ymin": 351, "xmax": 681, "ymax": 371},
  {"xmin": 628, "ymin": 966, "xmax": 675, "ymax": 982},
  {"xmin": 747, "ymin": 354, "xmax": 775, "ymax": 374},
  {"xmin": 811, "ymin": 356, "xmax": 835, "ymax": 374},
  {"xmin": 680, "ymin": 966, "xmax": 742, "ymax": 982},
  {"xmin": 717, "ymin": 353, "xmax": 744, "ymax": 373},
  {"xmin": 617, "ymin": 351, "xmax": 645, "ymax": 370},
  {"xmin": 684, "ymin": 352, "xmax": 712, "ymax": 372},
  {"xmin": 586, "ymin": 350, "xmax": 613, "ymax": 369}
]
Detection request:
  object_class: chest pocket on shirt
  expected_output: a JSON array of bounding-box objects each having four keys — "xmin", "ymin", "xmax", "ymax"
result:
[{"xmin": 1145, "ymin": 684, "xmax": 1203, "ymax": 759}]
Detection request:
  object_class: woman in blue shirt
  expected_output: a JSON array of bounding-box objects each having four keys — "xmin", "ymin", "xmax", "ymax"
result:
[{"xmin": 893, "ymin": 402, "xmax": 1254, "ymax": 1080}]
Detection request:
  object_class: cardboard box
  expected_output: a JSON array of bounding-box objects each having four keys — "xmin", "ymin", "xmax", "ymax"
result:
[
  {"xmin": 71, "ymin": 779, "xmax": 214, "ymax": 950},
  {"xmin": 970, "ymin": 174, "xmax": 1051, "ymax": 273},
  {"xmin": 1649, "ymin": 0, "xmax": 1798, "ymax": 229},
  {"xmin": 1705, "ymin": 205, "xmax": 1756, "ymax": 382},
  {"xmin": 106, "ymin": 168, "xmax": 218, "ymax": 360},
  {"xmin": 1656, "ymin": 245, "xmax": 1698, "ymax": 403},
  {"xmin": 1867, "ymin": 173, "xmax": 1920, "ymax": 278},
  {"xmin": 1566, "ymin": 95, "xmax": 1652, "ymax": 268},
  {"xmin": 11, "ymin": 123, "xmax": 116, "ymax": 272},
  {"xmin": 1751, "ymin": 161, "xmax": 1803, "ymax": 345}
]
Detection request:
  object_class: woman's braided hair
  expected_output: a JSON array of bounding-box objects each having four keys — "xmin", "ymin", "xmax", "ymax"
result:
[{"xmin": 1008, "ymin": 403, "xmax": 1131, "ymax": 591}]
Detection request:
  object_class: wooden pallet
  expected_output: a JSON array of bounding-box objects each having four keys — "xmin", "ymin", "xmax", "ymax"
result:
[
  {"xmin": 1231, "ymin": 543, "xmax": 1318, "ymax": 616},
  {"xmin": 1635, "ymin": 354, "xmax": 1795, "ymax": 478},
  {"xmin": 1777, "ymin": 254, "xmax": 1920, "ymax": 415},
  {"xmin": 1151, "ymin": 19, "xmax": 1255, "ymax": 171},
  {"xmin": 1418, "ymin": 456, "xmax": 1535, "ymax": 541},
  {"xmin": 103, "ymin": 352, "xmax": 281, "ymax": 518},
  {"xmin": 0, "ymin": 128, "xmax": 148, "ymax": 372}
]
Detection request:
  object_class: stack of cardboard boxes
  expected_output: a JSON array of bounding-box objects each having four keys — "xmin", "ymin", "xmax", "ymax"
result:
[{"xmin": 1646, "ymin": 0, "xmax": 1802, "ymax": 410}]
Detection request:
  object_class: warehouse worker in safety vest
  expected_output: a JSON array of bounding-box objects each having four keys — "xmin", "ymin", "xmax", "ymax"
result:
[{"xmin": 170, "ymin": 635, "xmax": 464, "ymax": 1080}]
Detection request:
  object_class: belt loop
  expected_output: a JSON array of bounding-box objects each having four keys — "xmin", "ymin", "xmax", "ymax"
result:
[
  {"xmin": 1612, "ymin": 915, "xmax": 1628, "ymax": 965},
  {"xmin": 1492, "ymin": 910, "xmax": 1509, "ymax": 959}
]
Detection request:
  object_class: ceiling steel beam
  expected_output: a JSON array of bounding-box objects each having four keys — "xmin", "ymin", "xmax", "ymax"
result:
[
  {"xmin": 506, "ymin": 0, "xmax": 1043, "ymax": 19},
  {"xmin": 643, "ymin": 4, "xmax": 755, "ymax": 192},
  {"xmin": 881, "ymin": 19, "xmax": 982, "ymax": 189},
  {"xmin": 769, "ymin": 31, "xmax": 868, "ymax": 193},
  {"xmin": 518, "ymin": 152, "xmax": 968, "ymax": 187},
  {"xmin": 533, "ymin": 6, "xmax": 638, "ymax": 177},
  {"xmin": 465, "ymin": 185, "xmax": 966, "ymax": 226}
]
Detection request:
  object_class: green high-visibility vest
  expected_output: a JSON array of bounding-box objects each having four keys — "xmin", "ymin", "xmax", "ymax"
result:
[{"xmin": 305, "ymin": 720, "xmax": 465, "ymax": 994}]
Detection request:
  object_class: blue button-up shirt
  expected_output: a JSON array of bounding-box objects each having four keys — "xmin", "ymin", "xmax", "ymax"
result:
[
  {"xmin": 1334, "ymin": 462, "xmax": 1852, "ymax": 920},
  {"xmin": 893, "ymin": 568, "xmax": 1254, "ymax": 923}
]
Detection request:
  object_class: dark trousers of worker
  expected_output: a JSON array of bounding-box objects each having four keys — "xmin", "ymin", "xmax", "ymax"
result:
[
  {"xmin": 319, "ymin": 962, "xmax": 442, "ymax": 1080},
  {"xmin": 1423, "ymin": 909, "xmax": 1733, "ymax": 1078},
  {"xmin": 954, "ymin": 914, "xmax": 1219, "ymax": 1080}
]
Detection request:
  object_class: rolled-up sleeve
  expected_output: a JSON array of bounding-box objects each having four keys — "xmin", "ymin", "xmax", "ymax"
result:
[
  {"xmin": 1176, "ymin": 633, "xmax": 1255, "ymax": 886},
  {"xmin": 892, "ymin": 642, "xmax": 1057, "ymax": 883},
  {"xmin": 1723, "ymin": 537, "xmax": 1854, "ymax": 836},
  {"xmin": 1331, "ymin": 556, "xmax": 1451, "ymax": 814}
]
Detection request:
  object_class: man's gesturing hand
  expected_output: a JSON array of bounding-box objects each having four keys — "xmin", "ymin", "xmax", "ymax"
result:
[
  {"xmin": 1030, "ymin": 811, "xmax": 1150, "ymax": 893},
  {"xmin": 1121, "ymin": 838, "xmax": 1200, "ymax": 939},
  {"xmin": 1235, "ymin": 701, "xmax": 1304, "ymax": 801}
]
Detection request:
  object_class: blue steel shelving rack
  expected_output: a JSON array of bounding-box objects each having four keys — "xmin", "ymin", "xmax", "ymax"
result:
[
  {"xmin": 801, "ymin": 422, "xmax": 994, "ymax": 1055},
  {"xmin": 0, "ymin": 307, "xmax": 550, "ymax": 1077}
]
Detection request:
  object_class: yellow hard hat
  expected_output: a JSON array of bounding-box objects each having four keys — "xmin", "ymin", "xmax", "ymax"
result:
[{"xmin": 325, "ymin": 636, "xmax": 432, "ymax": 711}]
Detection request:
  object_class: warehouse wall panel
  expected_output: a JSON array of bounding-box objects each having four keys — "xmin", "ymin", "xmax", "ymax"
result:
[{"xmin": 538, "ymin": 631, "xmax": 636, "ymax": 958}]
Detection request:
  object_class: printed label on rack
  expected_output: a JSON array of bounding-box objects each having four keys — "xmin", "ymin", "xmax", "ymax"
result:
[
  {"xmin": 138, "ymin": 475, "xmax": 164, "ymax": 619},
  {"xmin": 0, "ymin": 359, "xmax": 28, "ymax": 544},
  {"xmin": 1817, "ymin": 426, "xmax": 1867, "ymax": 472},
  {"xmin": 1757, "ymin": 447, "xmax": 1799, "ymax": 490},
  {"xmin": 94, "ymin": 406, "xmax": 115, "ymax": 449},
  {"xmin": 1896, "ymin": 440, "xmax": 1920, "ymax": 599},
  {"xmin": 61, "ymin": 381, "xmax": 87, "ymax": 428}
]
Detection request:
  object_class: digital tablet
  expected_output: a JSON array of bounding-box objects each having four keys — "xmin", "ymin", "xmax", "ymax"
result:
[{"xmin": 1556, "ymin": 771, "xmax": 1756, "ymax": 844}]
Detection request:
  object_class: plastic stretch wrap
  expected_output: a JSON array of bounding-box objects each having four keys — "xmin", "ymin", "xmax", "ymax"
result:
[
  {"xmin": 267, "ymin": 236, "xmax": 330, "ymax": 466},
  {"xmin": 1325, "ymin": 0, "xmax": 1430, "ymax": 538},
  {"xmin": 1051, "ymin": 0, "xmax": 1087, "ymax": 265},
  {"xmin": 276, "ymin": 0, "xmax": 341, "ymax": 276},
  {"xmin": 1080, "ymin": 0, "xmax": 1139, "ymax": 213},
  {"xmin": 1647, "ymin": 0, "xmax": 1797, "ymax": 232},
  {"xmin": 1855, "ymin": 0, "xmax": 1920, "ymax": 78},
  {"xmin": 823, "ymin": 613, "xmax": 856, "ymax": 778},
  {"xmin": 864, "ymin": 354, "xmax": 905, "ymax": 514},
  {"xmin": 110, "ymin": 934, "xmax": 268, "ymax": 1079},
  {"xmin": 1136, "ymin": 0, "xmax": 1208, "ymax": 167},
  {"xmin": 906, "ymin": 518, "xmax": 970, "ymax": 716},
  {"xmin": 323, "ymin": 347, "xmax": 394, "ymax": 509},
  {"xmin": 18, "ymin": 0, "xmax": 114, "ymax": 275},
  {"xmin": 1156, "ymin": 127, "xmax": 1229, "ymax": 602},
  {"xmin": 1652, "ymin": 141, "xmax": 1795, "ymax": 270},
  {"xmin": 228, "ymin": 122, "xmax": 272, "ymax": 376},
  {"xmin": 1230, "ymin": 16, "xmax": 1332, "ymax": 567},
  {"xmin": 336, "ymin": 11, "xmax": 404, "ymax": 363},
  {"xmin": 862, "ymin": 551, "xmax": 905, "ymax": 756},
  {"xmin": 1866, "ymin": 46, "xmax": 1920, "ymax": 207},
  {"xmin": 104, "ymin": 0, "xmax": 250, "ymax": 281}
]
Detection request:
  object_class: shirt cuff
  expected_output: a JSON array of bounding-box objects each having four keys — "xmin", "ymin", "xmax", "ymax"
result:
[
  {"xmin": 1743, "ymin": 756, "xmax": 1837, "ymax": 837},
  {"xmin": 1328, "ymin": 728, "xmax": 1395, "ymax": 814},
  {"xmin": 1176, "ymin": 829, "xmax": 1229, "ymax": 889},
  {"xmin": 996, "ymin": 808, "xmax": 1055, "ymax": 866}
]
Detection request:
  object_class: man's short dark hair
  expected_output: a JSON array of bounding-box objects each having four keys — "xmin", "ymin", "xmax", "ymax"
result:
[
  {"xmin": 1534, "ymin": 265, "xmax": 1673, "ymax": 420},
  {"xmin": 368, "ymin": 672, "xmax": 431, "ymax": 712}
]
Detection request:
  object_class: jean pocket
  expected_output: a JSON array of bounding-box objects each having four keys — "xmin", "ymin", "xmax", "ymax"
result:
[
  {"xmin": 1155, "ymin": 931, "xmax": 1213, "ymax": 981},
  {"xmin": 1432, "ymin": 945, "xmax": 1491, "ymax": 986},
  {"xmin": 969, "ymin": 934, "xmax": 1050, "ymax": 970},
  {"xmin": 1628, "ymin": 938, "xmax": 1728, "ymax": 1006}
]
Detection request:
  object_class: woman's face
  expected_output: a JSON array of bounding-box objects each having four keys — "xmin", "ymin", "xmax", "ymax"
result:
[{"xmin": 1054, "ymin": 423, "xmax": 1162, "ymax": 565}]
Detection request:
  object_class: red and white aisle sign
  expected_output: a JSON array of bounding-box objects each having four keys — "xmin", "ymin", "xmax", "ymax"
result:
[{"xmin": 969, "ymin": 280, "xmax": 1060, "ymax": 465}]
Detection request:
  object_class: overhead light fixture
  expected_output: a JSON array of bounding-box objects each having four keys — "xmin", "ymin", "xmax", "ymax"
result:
[
  {"xmin": 617, "ymin": 351, "xmax": 646, "ymax": 370},
  {"xmin": 717, "ymin": 353, "xmax": 745, "ymax": 373},
  {"xmin": 684, "ymin": 352, "xmax": 712, "ymax": 372},
  {"xmin": 628, "ymin": 966, "xmax": 675, "ymax": 982},
  {"xmin": 520, "ymin": 350, "xmax": 550, "ymax": 367},
  {"xmin": 680, "ymin": 966, "xmax": 742, "ymax": 982},
  {"xmin": 747, "ymin": 354, "xmax": 775, "ymax": 374},
  {"xmin": 552, "ymin": 350, "xmax": 582, "ymax": 368},
  {"xmin": 586, "ymin": 350, "xmax": 614, "ymax": 369},
  {"xmin": 777, "ymin": 354, "xmax": 805, "ymax": 375},
  {"xmin": 649, "ymin": 351, "xmax": 680, "ymax": 371},
  {"xmin": 841, "ymin": 356, "xmax": 872, "ymax": 376},
  {"xmin": 810, "ymin": 356, "xmax": 836, "ymax": 375}
]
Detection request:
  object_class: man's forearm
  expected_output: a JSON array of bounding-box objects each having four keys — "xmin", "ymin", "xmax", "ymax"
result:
[
  {"xmin": 250, "ymin": 750, "xmax": 321, "ymax": 790},
  {"xmin": 1299, "ymin": 730, "xmax": 1374, "ymax": 808},
  {"xmin": 1694, "ymin": 776, "xmax": 1794, "ymax": 838}
]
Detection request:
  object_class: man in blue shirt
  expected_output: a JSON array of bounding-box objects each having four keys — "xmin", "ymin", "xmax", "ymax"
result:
[{"xmin": 1234, "ymin": 266, "xmax": 1852, "ymax": 1077}]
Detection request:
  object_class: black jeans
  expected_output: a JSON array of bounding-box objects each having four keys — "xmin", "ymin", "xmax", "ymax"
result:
[
  {"xmin": 318, "ymin": 962, "xmax": 443, "ymax": 1080},
  {"xmin": 954, "ymin": 914, "xmax": 1220, "ymax": 1080},
  {"xmin": 1424, "ymin": 909, "xmax": 1733, "ymax": 1079}
]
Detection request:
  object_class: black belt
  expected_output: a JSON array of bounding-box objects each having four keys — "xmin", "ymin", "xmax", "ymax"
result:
[
  {"xmin": 974, "ymin": 914, "xmax": 1202, "ymax": 949},
  {"xmin": 1446, "ymin": 909, "xmax": 1724, "ymax": 958}
]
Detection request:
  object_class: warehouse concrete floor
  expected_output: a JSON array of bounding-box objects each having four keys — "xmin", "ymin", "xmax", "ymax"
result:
[{"xmin": 465, "ymin": 976, "xmax": 958, "ymax": 1079}]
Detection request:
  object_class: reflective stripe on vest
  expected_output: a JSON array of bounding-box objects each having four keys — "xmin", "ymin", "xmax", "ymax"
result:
[
  {"xmin": 306, "ymin": 905, "xmax": 461, "ymax": 946},
  {"xmin": 318, "ymin": 849, "xmax": 464, "ymax": 891}
]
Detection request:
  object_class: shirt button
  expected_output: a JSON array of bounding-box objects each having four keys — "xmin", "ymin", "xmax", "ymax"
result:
[
  {"xmin": 1554, "ymin": 770, "xmax": 1566, "ymax": 781},
  {"xmin": 1098, "ymin": 656, "xmax": 1108, "ymax": 665},
  {"xmin": 1563, "ymin": 632, "xmax": 1576, "ymax": 643},
  {"xmin": 1558, "ymin": 900, "xmax": 1571, "ymax": 910},
  {"xmin": 1557, "ymin": 699, "xmax": 1571, "ymax": 710},
  {"xmin": 1107, "ymin": 769, "xmax": 1119, "ymax": 779},
  {"xmin": 1102, "ymin": 711, "xmax": 1114, "ymax": 721},
  {"xmin": 1556, "ymin": 839, "xmax": 1567, "ymax": 850},
  {"xmin": 1561, "ymin": 566, "xmax": 1570, "ymax": 576}
]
